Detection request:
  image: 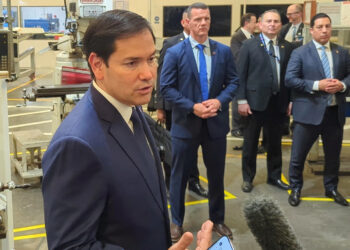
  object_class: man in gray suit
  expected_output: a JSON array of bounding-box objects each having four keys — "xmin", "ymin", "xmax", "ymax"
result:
[
  {"xmin": 230, "ymin": 13, "xmax": 256, "ymax": 139},
  {"xmin": 286, "ymin": 13, "xmax": 350, "ymax": 207},
  {"xmin": 156, "ymin": 8, "xmax": 208, "ymax": 198}
]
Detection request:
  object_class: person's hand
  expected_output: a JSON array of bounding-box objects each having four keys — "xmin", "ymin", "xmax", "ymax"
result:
[
  {"xmin": 195, "ymin": 220, "xmax": 213, "ymax": 250},
  {"xmin": 157, "ymin": 109, "xmax": 166, "ymax": 122},
  {"xmin": 202, "ymin": 99, "xmax": 221, "ymax": 113},
  {"xmin": 318, "ymin": 79, "xmax": 332, "ymax": 91},
  {"xmin": 287, "ymin": 102, "xmax": 292, "ymax": 116},
  {"xmin": 169, "ymin": 220, "xmax": 213, "ymax": 250},
  {"xmin": 193, "ymin": 103, "xmax": 217, "ymax": 119},
  {"xmin": 238, "ymin": 103, "xmax": 252, "ymax": 116},
  {"xmin": 169, "ymin": 232, "xmax": 194, "ymax": 250},
  {"xmin": 325, "ymin": 79, "xmax": 344, "ymax": 94}
]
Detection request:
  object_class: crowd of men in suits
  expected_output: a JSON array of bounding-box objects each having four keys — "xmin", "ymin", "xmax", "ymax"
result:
[
  {"xmin": 40, "ymin": 2, "xmax": 350, "ymax": 249},
  {"xmin": 157, "ymin": 2, "xmax": 350, "ymax": 242}
]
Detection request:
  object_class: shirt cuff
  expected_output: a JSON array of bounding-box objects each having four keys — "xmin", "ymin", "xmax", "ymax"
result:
[
  {"xmin": 313, "ymin": 81, "xmax": 319, "ymax": 91},
  {"xmin": 340, "ymin": 81, "xmax": 347, "ymax": 92},
  {"xmin": 237, "ymin": 99, "xmax": 248, "ymax": 104}
]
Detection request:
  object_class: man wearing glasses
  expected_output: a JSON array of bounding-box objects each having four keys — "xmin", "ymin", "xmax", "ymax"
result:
[{"xmin": 279, "ymin": 4, "xmax": 304, "ymax": 48}]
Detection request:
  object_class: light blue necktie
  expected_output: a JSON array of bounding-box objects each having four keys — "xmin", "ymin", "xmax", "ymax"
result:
[
  {"xmin": 320, "ymin": 46, "xmax": 331, "ymax": 78},
  {"xmin": 320, "ymin": 45, "xmax": 333, "ymax": 105},
  {"xmin": 196, "ymin": 44, "xmax": 209, "ymax": 101}
]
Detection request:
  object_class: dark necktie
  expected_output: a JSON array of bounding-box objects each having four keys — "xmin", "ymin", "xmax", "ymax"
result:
[
  {"xmin": 292, "ymin": 26, "xmax": 297, "ymax": 42},
  {"xmin": 196, "ymin": 44, "xmax": 209, "ymax": 101},
  {"xmin": 268, "ymin": 40, "xmax": 279, "ymax": 93},
  {"xmin": 130, "ymin": 107, "xmax": 161, "ymax": 199}
]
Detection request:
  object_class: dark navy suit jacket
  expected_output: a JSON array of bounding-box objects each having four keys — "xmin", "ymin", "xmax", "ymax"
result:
[
  {"xmin": 160, "ymin": 38, "xmax": 239, "ymax": 139},
  {"xmin": 285, "ymin": 41, "xmax": 350, "ymax": 126},
  {"xmin": 42, "ymin": 86, "xmax": 171, "ymax": 249}
]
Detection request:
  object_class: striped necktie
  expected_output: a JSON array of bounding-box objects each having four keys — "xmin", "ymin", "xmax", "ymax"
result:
[{"xmin": 320, "ymin": 46, "xmax": 333, "ymax": 105}]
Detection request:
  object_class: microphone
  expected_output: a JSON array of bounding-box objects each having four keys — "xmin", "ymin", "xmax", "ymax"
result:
[{"xmin": 243, "ymin": 196, "xmax": 303, "ymax": 250}]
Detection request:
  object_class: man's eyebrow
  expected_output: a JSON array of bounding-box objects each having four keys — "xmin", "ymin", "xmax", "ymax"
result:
[{"xmin": 123, "ymin": 51, "xmax": 156, "ymax": 61}]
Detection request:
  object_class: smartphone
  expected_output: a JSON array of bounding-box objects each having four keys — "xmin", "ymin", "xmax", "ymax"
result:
[{"xmin": 208, "ymin": 236, "xmax": 234, "ymax": 250}]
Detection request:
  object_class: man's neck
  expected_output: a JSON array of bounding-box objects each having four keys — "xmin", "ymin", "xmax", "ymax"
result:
[
  {"xmin": 263, "ymin": 33, "xmax": 277, "ymax": 40},
  {"xmin": 191, "ymin": 34, "xmax": 208, "ymax": 44},
  {"xmin": 242, "ymin": 27, "xmax": 252, "ymax": 35},
  {"xmin": 292, "ymin": 20, "xmax": 302, "ymax": 26}
]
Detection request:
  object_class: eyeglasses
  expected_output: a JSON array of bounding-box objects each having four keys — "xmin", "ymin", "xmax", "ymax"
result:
[{"xmin": 286, "ymin": 12, "xmax": 300, "ymax": 17}]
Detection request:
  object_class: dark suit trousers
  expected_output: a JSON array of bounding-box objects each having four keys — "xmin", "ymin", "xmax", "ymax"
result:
[
  {"xmin": 231, "ymin": 97, "xmax": 247, "ymax": 131},
  {"xmin": 170, "ymin": 121, "xmax": 226, "ymax": 226},
  {"xmin": 242, "ymin": 95, "xmax": 284, "ymax": 182},
  {"xmin": 289, "ymin": 106, "xmax": 343, "ymax": 191},
  {"xmin": 165, "ymin": 110, "xmax": 200, "ymax": 185}
]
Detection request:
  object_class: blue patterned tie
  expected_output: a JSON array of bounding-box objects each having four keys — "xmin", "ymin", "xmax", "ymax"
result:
[
  {"xmin": 196, "ymin": 44, "xmax": 209, "ymax": 101},
  {"xmin": 320, "ymin": 46, "xmax": 333, "ymax": 105},
  {"xmin": 320, "ymin": 46, "xmax": 331, "ymax": 78}
]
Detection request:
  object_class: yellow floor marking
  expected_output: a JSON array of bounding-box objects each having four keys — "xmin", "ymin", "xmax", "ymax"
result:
[
  {"xmin": 14, "ymin": 233, "xmax": 46, "ymax": 241},
  {"xmin": 7, "ymin": 72, "xmax": 52, "ymax": 94},
  {"xmin": 14, "ymin": 224, "xmax": 45, "ymax": 233}
]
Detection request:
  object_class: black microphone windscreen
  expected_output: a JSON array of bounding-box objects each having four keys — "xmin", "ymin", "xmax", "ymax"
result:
[{"xmin": 243, "ymin": 196, "xmax": 303, "ymax": 250}]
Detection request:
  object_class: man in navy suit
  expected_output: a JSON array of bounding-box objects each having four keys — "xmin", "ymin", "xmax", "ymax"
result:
[
  {"xmin": 160, "ymin": 2, "xmax": 238, "ymax": 242},
  {"xmin": 154, "ymin": 8, "xmax": 208, "ymax": 198},
  {"xmin": 236, "ymin": 9, "xmax": 293, "ymax": 193},
  {"xmin": 42, "ymin": 9, "xmax": 213, "ymax": 249},
  {"xmin": 286, "ymin": 13, "xmax": 350, "ymax": 207}
]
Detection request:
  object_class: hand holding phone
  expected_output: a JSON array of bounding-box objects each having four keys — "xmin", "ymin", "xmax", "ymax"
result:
[{"xmin": 208, "ymin": 236, "xmax": 234, "ymax": 250}]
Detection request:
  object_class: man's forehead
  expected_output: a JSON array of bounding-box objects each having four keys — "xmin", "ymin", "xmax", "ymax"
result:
[
  {"xmin": 314, "ymin": 18, "xmax": 331, "ymax": 25},
  {"xmin": 262, "ymin": 13, "xmax": 280, "ymax": 21}
]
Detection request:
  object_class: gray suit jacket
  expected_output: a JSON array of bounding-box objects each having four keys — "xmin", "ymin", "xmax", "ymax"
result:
[
  {"xmin": 230, "ymin": 29, "xmax": 248, "ymax": 65},
  {"xmin": 285, "ymin": 41, "xmax": 350, "ymax": 125}
]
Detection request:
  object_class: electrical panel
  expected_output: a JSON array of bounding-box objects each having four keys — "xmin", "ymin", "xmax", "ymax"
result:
[{"xmin": 0, "ymin": 30, "xmax": 9, "ymax": 72}]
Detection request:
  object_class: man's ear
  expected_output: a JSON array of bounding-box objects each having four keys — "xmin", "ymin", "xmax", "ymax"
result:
[{"xmin": 88, "ymin": 52, "xmax": 105, "ymax": 80}]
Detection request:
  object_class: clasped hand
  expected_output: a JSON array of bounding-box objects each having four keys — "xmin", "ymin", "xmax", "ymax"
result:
[
  {"xmin": 319, "ymin": 79, "xmax": 344, "ymax": 94},
  {"xmin": 193, "ymin": 99, "xmax": 221, "ymax": 119}
]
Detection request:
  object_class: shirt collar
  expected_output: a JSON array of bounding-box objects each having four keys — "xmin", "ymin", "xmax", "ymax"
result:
[
  {"xmin": 189, "ymin": 35, "xmax": 210, "ymax": 49},
  {"xmin": 241, "ymin": 27, "xmax": 253, "ymax": 39},
  {"xmin": 292, "ymin": 22, "xmax": 302, "ymax": 29},
  {"xmin": 312, "ymin": 40, "xmax": 330, "ymax": 50},
  {"xmin": 262, "ymin": 33, "xmax": 277, "ymax": 46},
  {"xmin": 92, "ymin": 81, "xmax": 133, "ymax": 123},
  {"xmin": 183, "ymin": 31, "xmax": 189, "ymax": 39}
]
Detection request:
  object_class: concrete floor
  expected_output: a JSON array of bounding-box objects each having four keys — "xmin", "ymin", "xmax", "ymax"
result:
[{"xmin": 5, "ymin": 69, "xmax": 350, "ymax": 250}]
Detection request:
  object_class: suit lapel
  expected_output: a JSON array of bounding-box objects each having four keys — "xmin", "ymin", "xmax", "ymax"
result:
[
  {"xmin": 279, "ymin": 41, "xmax": 286, "ymax": 66},
  {"xmin": 331, "ymin": 43, "xmax": 339, "ymax": 78},
  {"xmin": 184, "ymin": 39, "xmax": 201, "ymax": 84},
  {"xmin": 210, "ymin": 39, "xmax": 217, "ymax": 86},
  {"xmin": 91, "ymin": 86, "xmax": 165, "ymax": 212},
  {"xmin": 309, "ymin": 42, "xmax": 325, "ymax": 77}
]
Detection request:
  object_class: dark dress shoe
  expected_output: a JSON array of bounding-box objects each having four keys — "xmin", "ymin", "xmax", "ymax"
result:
[
  {"xmin": 233, "ymin": 145, "xmax": 243, "ymax": 150},
  {"xmin": 267, "ymin": 179, "xmax": 290, "ymax": 190},
  {"xmin": 257, "ymin": 145, "xmax": 266, "ymax": 154},
  {"xmin": 288, "ymin": 189, "xmax": 301, "ymax": 206},
  {"xmin": 170, "ymin": 223, "xmax": 183, "ymax": 242},
  {"xmin": 241, "ymin": 181, "xmax": 253, "ymax": 193},
  {"xmin": 188, "ymin": 181, "xmax": 208, "ymax": 198},
  {"xmin": 213, "ymin": 223, "xmax": 233, "ymax": 240},
  {"xmin": 325, "ymin": 190, "xmax": 349, "ymax": 206},
  {"xmin": 231, "ymin": 129, "xmax": 243, "ymax": 137}
]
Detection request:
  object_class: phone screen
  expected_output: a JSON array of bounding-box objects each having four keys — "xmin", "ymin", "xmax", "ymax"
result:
[{"xmin": 208, "ymin": 236, "xmax": 234, "ymax": 250}]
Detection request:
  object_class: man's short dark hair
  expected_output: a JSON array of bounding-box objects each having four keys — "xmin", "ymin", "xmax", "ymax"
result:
[
  {"xmin": 240, "ymin": 13, "xmax": 256, "ymax": 27},
  {"xmin": 310, "ymin": 13, "xmax": 331, "ymax": 28},
  {"xmin": 187, "ymin": 2, "xmax": 209, "ymax": 19},
  {"xmin": 261, "ymin": 9, "xmax": 281, "ymax": 21},
  {"xmin": 83, "ymin": 9, "xmax": 155, "ymax": 80}
]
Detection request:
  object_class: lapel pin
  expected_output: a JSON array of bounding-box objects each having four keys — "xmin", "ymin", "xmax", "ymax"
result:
[
  {"xmin": 260, "ymin": 44, "xmax": 264, "ymax": 47},
  {"xmin": 212, "ymin": 52, "xmax": 216, "ymax": 55},
  {"xmin": 180, "ymin": 38, "xmax": 183, "ymax": 41},
  {"xmin": 336, "ymin": 50, "xmax": 339, "ymax": 54},
  {"xmin": 281, "ymin": 45, "xmax": 285, "ymax": 48}
]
